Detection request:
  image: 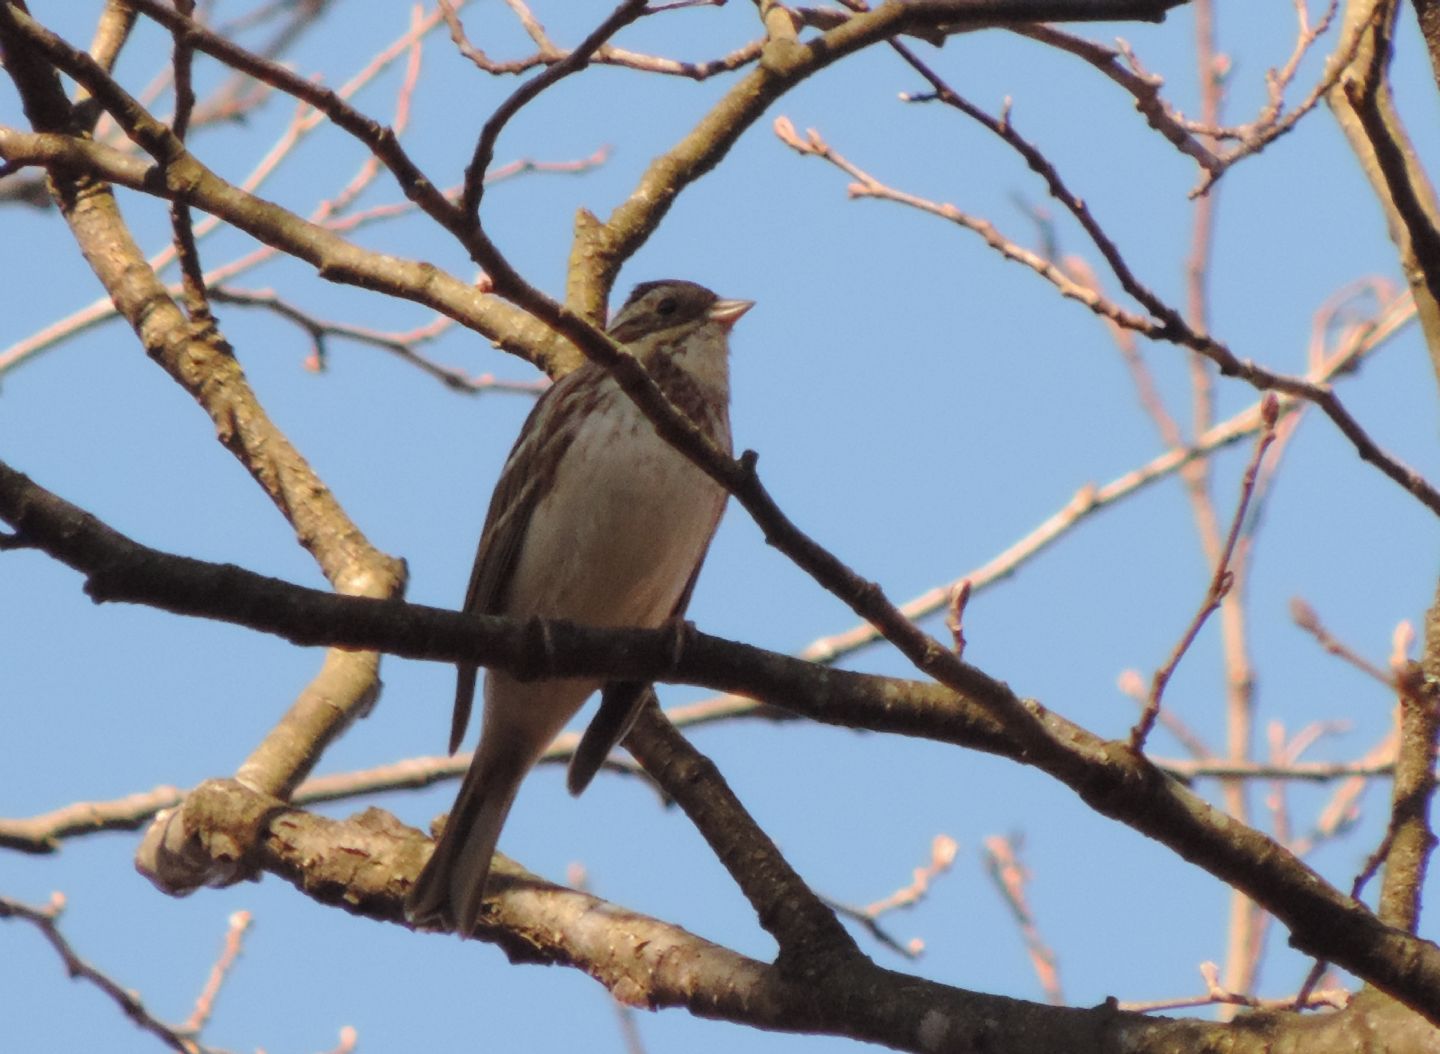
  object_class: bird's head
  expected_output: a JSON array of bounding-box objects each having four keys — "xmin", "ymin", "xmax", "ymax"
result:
[{"xmin": 607, "ymin": 280, "xmax": 753, "ymax": 347}]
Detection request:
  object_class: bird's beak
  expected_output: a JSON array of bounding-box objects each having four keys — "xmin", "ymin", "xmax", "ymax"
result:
[{"xmin": 708, "ymin": 297, "xmax": 755, "ymax": 332}]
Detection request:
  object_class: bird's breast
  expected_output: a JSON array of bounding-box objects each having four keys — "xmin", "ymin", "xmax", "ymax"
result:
[{"xmin": 502, "ymin": 401, "xmax": 729, "ymax": 628}]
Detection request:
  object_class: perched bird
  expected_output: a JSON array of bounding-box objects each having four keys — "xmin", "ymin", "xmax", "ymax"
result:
[{"xmin": 405, "ymin": 279, "xmax": 752, "ymax": 934}]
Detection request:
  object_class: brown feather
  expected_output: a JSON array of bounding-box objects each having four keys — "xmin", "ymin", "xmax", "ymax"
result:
[
  {"xmin": 448, "ymin": 370, "xmax": 609, "ymax": 754},
  {"xmin": 410, "ymin": 279, "xmax": 749, "ymax": 933}
]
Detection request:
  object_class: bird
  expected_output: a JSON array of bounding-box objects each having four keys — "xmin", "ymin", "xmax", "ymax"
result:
[{"xmin": 405, "ymin": 279, "xmax": 752, "ymax": 934}]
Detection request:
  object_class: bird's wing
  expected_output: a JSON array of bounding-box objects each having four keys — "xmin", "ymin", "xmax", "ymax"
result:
[{"xmin": 449, "ymin": 367, "xmax": 597, "ymax": 754}]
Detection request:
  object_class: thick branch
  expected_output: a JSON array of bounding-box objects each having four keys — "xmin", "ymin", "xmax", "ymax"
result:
[
  {"xmin": 1329, "ymin": 0, "xmax": 1440, "ymax": 393},
  {"xmin": 0, "ymin": 124, "xmax": 555, "ymax": 363},
  {"xmin": 7, "ymin": 460, "xmax": 1440, "ymax": 1021},
  {"xmin": 172, "ymin": 781, "xmax": 1439, "ymax": 1053},
  {"xmin": 1409, "ymin": 0, "xmax": 1440, "ymax": 98},
  {"xmin": 625, "ymin": 702, "xmax": 864, "ymax": 972},
  {"xmin": 0, "ymin": 9, "xmax": 406, "ymax": 803},
  {"xmin": 1377, "ymin": 578, "xmax": 1440, "ymax": 930}
]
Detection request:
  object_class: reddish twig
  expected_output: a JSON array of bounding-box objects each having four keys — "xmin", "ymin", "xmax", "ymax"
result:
[
  {"xmin": 0, "ymin": 893, "xmax": 237, "ymax": 1054},
  {"xmin": 209, "ymin": 286, "xmax": 550, "ymax": 395},
  {"xmin": 1129, "ymin": 395, "xmax": 1281, "ymax": 749},
  {"xmin": 982, "ymin": 835, "xmax": 1063, "ymax": 1005},
  {"xmin": 1290, "ymin": 599, "xmax": 1402, "ymax": 689},
  {"xmin": 440, "ymin": 0, "xmax": 761, "ymax": 80},
  {"xmin": 944, "ymin": 580, "xmax": 971, "ymax": 658},
  {"xmin": 779, "ymin": 77, "xmax": 1440, "ymax": 518},
  {"xmin": 824, "ymin": 835, "xmax": 959, "ymax": 959},
  {"xmin": 460, "ymin": 0, "xmax": 648, "ymax": 222},
  {"xmin": 795, "ymin": 278, "xmax": 1408, "ymax": 669},
  {"xmin": 180, "ymin": 911, "xmax": 252, "ymax": 1036},
  {"xmin": 1117, "ymin": 668, "xmax": 1217, "ymax": 760}
]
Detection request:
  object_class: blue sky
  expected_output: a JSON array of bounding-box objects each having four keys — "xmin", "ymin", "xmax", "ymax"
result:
[{"xmin": 4, "ymin": 2, "xmax": 1439, "ymax": 1051}]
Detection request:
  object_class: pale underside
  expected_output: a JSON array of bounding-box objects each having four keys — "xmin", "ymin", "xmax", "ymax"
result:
[{"xmin": 483, "ymin": 379, "xmax": 729, "ymax": 753}]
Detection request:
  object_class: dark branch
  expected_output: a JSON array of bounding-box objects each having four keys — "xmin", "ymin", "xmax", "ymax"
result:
[{"xmin": 7, "ymin": 458, "xmax": 1440, "ymax": 1021}]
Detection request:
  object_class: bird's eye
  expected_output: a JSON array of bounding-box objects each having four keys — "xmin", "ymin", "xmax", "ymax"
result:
[{"xmin": 656, "ymin": 296, "xmax": 678, "ymax": 316}]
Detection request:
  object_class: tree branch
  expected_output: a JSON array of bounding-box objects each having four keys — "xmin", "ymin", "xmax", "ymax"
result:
[
  {"xmin": 624, "ymin": 702, "xmax": 864, "ymax": 973},
  {"xmin": 1375, "ymin": 581, "xmax": 1440, "ymax": 931},
  {"xmin": 0, "ymin": 10, "xmax": 411, "ymax": 817},
  {"xmin": 139, "ymin": 780, "xmax": 1440, "ymax": 1054},
  {"xmin": 1328, "ymin": 0, "xmax": 1440, "ymax": 393},
  {"xmin": 7, "ymin": 459, "xmax": 1440, "ymax": 1022}
]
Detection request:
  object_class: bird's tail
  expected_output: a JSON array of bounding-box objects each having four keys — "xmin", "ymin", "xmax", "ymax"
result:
[{"xmin": 405, "ymin": 742, "xmax": 528, "ymax": 936}]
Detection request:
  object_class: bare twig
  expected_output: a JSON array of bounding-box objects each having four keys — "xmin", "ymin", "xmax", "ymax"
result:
[
  {"xmin": 1130, "ymin": 396, "xmax": 1280, "ymax": 749},
  {"xmin": 1188, "ymin": 0, "xmax": 1363, "ymax": 194},
  {"xmin": 440, "ymin": 0, "xmax": 762, "ymax": 80},
  {"xmin": 0, "ymin": 893, "xmax": 239, "ymax": 1054},
  {"xmin": 1119, "ymin": 960, "xmax": 1349, "ymax": 1014},
  {"xmin": 982, "ymin": 835, "xmax": 1064, "ymax": 1005},
  {"xmin": 460, "ymin": 0, "xmax": 649, "ymax": 222},
  {"xmin": 166, "ymin": 0, "xmax": 215, "ymax": 328},
  {"xmin": 1118, "ymin": 669, "xmax": 1218, "ymax": 760},
  {"xmin": 794, "ymin": 280, "xmax": 1407, "ymax": 668},
  {"xmin": 780, "ymin": 78, "xmax": 1440, "ymax": 517},
  {"xmin": 945, "ymin": 581, "xmax": 971, "ymax": 657},
  {"xmin": 824, "ymin": 835, "xmax": 959, "ymax": 960},
  {"xmin": 1153, "ymin": 756, "xmax": 1398, "ymax": 782},
  {"xmin": 1017, "ymin": 2, "xmax": 1356, "ymax": 195},
  {"xmin": 210, "ymin": 287, "xmax": 550, "ymax": 395},
  {"xmin": 1290, "ymin": 599, "xmax": 1402, "ymax": 689},
  {"xmin": 180, "ymin": 911, "xmax": 252, "ymax": 1036},
  {"xmin": 1008, "ymin": 25, "xmax": 1221, "ymax": 173}
]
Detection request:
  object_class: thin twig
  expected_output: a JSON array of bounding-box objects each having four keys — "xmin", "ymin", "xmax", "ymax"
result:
[
  {"xmin": 440, "ymin": 0, "xmax": 761, "ymax": 80},
  {"xmin": 180, "ymin": 911, "xmax": 252, "ymax": 1035},
  {"xmin": 823, "ymin": 835, "xmax": 958, "ymax": 960},
  {"xmin": 210, "ymin": 286, "xmax": 549, "ymax": 395},
  {"xmin": 982, "ymin": 835, "xmax": 1064, "ymax": 1005},
  {"xmin": 166, "ymin": 0, "xmax": 215, "ymax": 327},
  {"xmin": 1120, "ymin": 960, "xmax": 1349, "ymax": 1014},
  {"xmin": 0, "ymin": 894, "xmax": 238, "ymax": 1054},
  {"xmin": 781, "ymin": 73, "xmax": 1440, "ymax": 517},
  {"xmin": 1290, "ymin": 598, "xmax": 1402, "ymax": 689},
  {"xmin": 1129, "ymin": 395, "xmax": 1280, "ymax": 749},
  {"xmin": 460, "ymin": 0, "xmax": 648, "ymax": 221}
]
